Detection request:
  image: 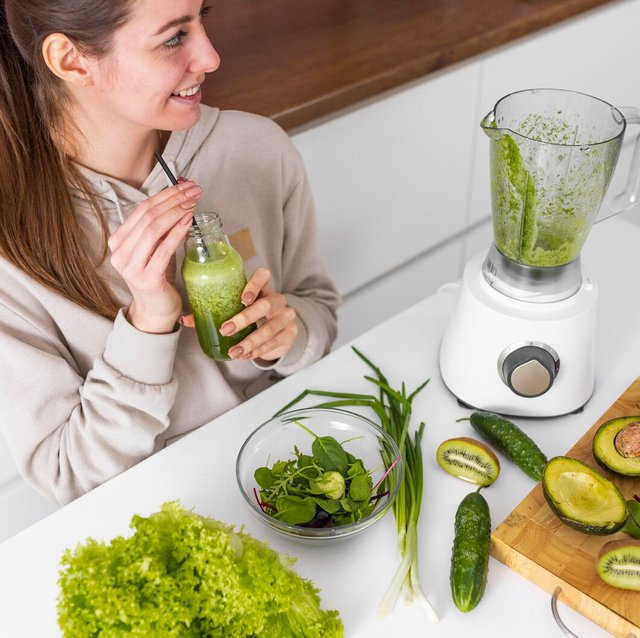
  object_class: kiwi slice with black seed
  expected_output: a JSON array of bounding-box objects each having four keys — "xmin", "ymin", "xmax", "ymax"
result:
[
  {"xmin": 436, "ymin": 437, "xmax": 500, "ymax": 486},
  {"xmin": 597, "ymin": 540, "xmax": 640, "ymax": 591}
]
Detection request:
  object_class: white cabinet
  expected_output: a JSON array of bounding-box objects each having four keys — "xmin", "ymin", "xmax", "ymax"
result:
[
  {"xmin": 292, "ymin": 63, "xmax": 481, "ymax": 297},
  {"xmin": 336, "ymin": 239, "xmax": 462, "ymax": 347}
]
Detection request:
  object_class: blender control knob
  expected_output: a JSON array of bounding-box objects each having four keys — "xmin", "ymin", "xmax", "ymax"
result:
[{"xmin": 499, "ymin": 343, "xmax": 560, "ymax": 398}]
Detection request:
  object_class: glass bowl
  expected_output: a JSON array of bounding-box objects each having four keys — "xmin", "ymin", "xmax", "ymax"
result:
[{"xmin": 236, "ymin": 407, "xmax": 402, "ymax": 543}]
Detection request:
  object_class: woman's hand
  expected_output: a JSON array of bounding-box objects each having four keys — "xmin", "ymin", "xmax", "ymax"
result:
[
  {"xmin": 108, "ymin": 180, "xmax": 202, "ymax": 333},
  {"xmin": 227, "ymin": 268, "xmax": 298, "ymax": 361},
  {"xmin": 182, "ymin": 267, "xmax": 298, "ymax": 362}
]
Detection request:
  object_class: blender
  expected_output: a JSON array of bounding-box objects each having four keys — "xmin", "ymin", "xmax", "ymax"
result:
[{"xmin": 439, "ymin": 88, "xmax": 640, "ymax": 417}]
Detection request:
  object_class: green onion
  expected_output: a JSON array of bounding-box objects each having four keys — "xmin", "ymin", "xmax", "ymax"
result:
[{"xmin": 276, "ymin": 346, "xmax": 439, "ymax": 623}]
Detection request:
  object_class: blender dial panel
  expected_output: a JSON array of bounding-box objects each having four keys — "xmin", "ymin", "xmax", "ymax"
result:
[{"xmin": 498, "ymin": 342, "xmax": 560, "ymax": 398}]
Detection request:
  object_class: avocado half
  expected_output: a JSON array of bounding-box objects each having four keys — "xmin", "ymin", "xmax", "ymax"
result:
[
  {"xmin": 593, "ymin": 416, "xmax": 640, "ymax": 476},
  {"xmin": 542, "ymin": 456, "xmax": 627, "ymax": 535}
]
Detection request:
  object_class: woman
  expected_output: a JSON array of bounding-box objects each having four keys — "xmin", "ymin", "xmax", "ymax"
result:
[{"xmin": 0, "ymin": 0, "xmax": 340, "ymax": 504}]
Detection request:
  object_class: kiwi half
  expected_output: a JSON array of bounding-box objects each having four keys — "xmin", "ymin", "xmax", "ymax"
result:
[
  {"xmin": 597, "ymin": 540, "xmax": 640, "ymax": 591},
  {"xmin": 436, "ymin": 437, "xmax": 500, "ymax": 486}
]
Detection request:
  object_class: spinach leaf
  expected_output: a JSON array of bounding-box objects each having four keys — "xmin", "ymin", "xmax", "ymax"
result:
[
  {"xmin": 312, "ymin": 436, "xmax": 349, "ymax": 475},
  {"xmin": 274, "ymin": 496, "xmax": 317, "ymax": 525},
  {"xmin": 622, "ymin": 498, "xmax": 640, "ymax": 539},
  {"xmin": 254, "ymin": 467, "xmax": 275, "ymax": 489},
  {"xmin": 312, "ymin": 497, "xmax": 342, "ymax": 514},
  {"xmin": 340, "ymin": 498, "xmax": 353, "ymax": 513},
  {"xmin": 271, "ymin": 460, "xmax": 289, "ymax": 477},
  {"xmin": 297, "ymin": 455, "xmax": 315, "ymax": 469},
  {"xmin": 353, "ymin": 501, "xmax": 375, "ymax": 520},
  {"xmin": 347, "ymin": 460, "xmax": 366, "ymax": 478},
  {"xmin": 349, "ymin": 474, "xmax": 373, "ymax": 501}
]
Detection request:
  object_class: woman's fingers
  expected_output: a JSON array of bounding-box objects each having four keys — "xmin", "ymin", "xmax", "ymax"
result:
[
  {"xmin": 253, "ymin": 320, "xmax": 299, "ymax": 361},
  {"xmin": 179, "ymin": 313, "xmax": 196, "ymax": 328},
  {"xmin": 241, "ymin": 267, "xmax": 271, "ymax": 306},
  {"xmin": 229, "ymin": 305, "xmax": 297, "ymax": 360},
  {"xmin": 107, "ymin": 181, "xmax": 203, "ymax": 334},
  {"xmin": 111, "ymin": 180, "xmax": 200, "ymax": 237},
  {"xmin": 109, "ymin": 181, "xmax": 201, "ymax": 258},
  {"xmin": 220, "ymin": 292, "xmax": 286, "ymax": 336},
  {"xmin": 142, "ymin": 211, "xmax": 193, "ymax": 278}
]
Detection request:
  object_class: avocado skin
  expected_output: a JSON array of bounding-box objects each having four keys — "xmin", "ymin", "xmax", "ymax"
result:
[
  {"xmin": 592, "ymin": 416, "xmax": 640, "ymax": 477},
  {"xmin": 543, "ymin": 493, "xmax": 626, "ymax": 535},
  {"xmin": 542, "ymin": 456, "xmax": 627, "ymax": 536}
]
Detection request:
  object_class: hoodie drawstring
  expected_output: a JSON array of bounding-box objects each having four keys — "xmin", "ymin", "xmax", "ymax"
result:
[
  {"xmin": 98, "ymin": 156, "xmax": 179, "ymax": 224},
  {"xmin": 100, "ymin": 181, "xmax": 126, "ymax": 224}
]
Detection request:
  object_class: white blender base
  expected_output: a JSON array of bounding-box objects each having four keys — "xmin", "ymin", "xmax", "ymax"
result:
[{"xmin": 439, "ymin": 252, "xmax": 597, "ymax": 417}]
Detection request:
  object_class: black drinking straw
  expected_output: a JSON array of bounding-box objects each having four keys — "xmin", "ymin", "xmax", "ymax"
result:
[
  {"xmin": 154, "ymin": 151, "xmax": 179, "ymax": 186},
  {"xmin": 153, "ymin": 151, "xmax": 209, "ymax": 260}
]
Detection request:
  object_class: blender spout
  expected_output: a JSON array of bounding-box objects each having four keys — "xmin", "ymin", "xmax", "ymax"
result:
[{"xmin": 480, "ymin": 110, "xmax": 504, "ymax": 140}]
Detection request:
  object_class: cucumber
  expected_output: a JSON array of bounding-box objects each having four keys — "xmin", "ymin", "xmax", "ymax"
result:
[
  {"xmin": 450, "ymin": 490, "xmax": 491, "ymax": 612},
  {"xmin": 467, "ymin": 411, "xmax": 548, "ymax": 481}
]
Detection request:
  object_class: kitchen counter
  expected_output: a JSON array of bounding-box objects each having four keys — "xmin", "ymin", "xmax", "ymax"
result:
[
  {"xmin": 1, "ymin": 212, "xmax": 638, "ymax": 637},
  {"xmin": 203, "ymin": 0, "xmax": 619, "ymax": 130}
]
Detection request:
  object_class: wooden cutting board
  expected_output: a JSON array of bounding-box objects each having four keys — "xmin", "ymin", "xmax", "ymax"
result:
[{"xmin": 491, "ymin": 377, "xmax": 640, "ymax": 638}]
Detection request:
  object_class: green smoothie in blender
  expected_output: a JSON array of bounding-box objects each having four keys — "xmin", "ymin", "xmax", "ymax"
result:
[
  {"xmin": 182, "ymin": 214, "xmax": 255, "ymax": 360},
  {"xmin": 490, "ymin": 132, "xmax": 592, "ymax": 267},
  {"xmin": 482, "ymin": 95, "xmax": 620, "ymax": 268}
]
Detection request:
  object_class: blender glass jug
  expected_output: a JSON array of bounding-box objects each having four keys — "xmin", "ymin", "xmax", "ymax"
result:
[{"xmin": 481, "ymin": 88, "xmax": 640, "ymax": 268}]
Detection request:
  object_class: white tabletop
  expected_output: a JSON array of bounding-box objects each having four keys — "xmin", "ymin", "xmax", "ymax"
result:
[{"xmin": 1, "ymin": 213, "xmax": 639, "ymax": 638}]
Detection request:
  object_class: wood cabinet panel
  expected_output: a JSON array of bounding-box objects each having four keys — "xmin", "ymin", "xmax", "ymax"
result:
[{"xmin": 202, "ymin": 0, "xmax": 615, "ymax": 131}]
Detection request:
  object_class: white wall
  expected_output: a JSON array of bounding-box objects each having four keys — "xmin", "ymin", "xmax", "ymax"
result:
[{"xmin": 2, "ymin": 0, "xmax": 640, "ymax": 542}]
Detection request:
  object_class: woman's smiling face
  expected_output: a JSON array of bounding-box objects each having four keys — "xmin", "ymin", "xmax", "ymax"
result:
[{"xmin": 81, "ymin": 0, "xmax": 220, "ymax": 133}]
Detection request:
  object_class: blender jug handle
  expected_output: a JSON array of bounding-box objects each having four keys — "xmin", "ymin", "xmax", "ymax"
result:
[{"xmin": 597, "ymin": 106, "xmax": 640, "ymax": 223}]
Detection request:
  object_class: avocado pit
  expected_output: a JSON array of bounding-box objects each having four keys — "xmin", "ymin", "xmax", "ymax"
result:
[{"xmin": 614, "ymin": 421, "xmax": 640, "ymax": 459}]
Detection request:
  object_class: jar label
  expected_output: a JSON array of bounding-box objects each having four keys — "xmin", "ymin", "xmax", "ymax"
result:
[{"xmin": 228, "ymin": 227, "xmax": 257, "ymax": 262}]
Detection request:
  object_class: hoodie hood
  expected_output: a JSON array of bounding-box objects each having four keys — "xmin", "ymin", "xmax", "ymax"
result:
[{"xmin": 72, "ymin": 105, "xmax": 221, "ymax": 225}]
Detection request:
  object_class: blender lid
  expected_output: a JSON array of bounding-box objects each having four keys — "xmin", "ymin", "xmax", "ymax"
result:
[{"xmin": 482, "ymin": 244, "xmax": 582, "ymax": 303}]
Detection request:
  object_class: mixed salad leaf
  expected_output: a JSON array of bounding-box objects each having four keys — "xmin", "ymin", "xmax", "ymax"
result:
[
  {"xmin": 254, "ymin": 420, "xmax": 390, "ymax": 527},
  {"xmin": 57, "ymin": 501, "xmax": 343, "ymax": 637},
  {"xmin": 623, "ymin": 495, "xmax": 640, "ymax": 539}
]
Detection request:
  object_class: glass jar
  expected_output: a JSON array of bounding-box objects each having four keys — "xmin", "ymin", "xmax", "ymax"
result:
[{"xmin": 181, "ymin": 213, "xmax": 255, "ymax": 360}]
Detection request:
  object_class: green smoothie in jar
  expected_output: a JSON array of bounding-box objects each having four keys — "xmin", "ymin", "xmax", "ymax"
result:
[{"xmin": 181, "ymin": 213, "xmax": 255, "ymax": 360}]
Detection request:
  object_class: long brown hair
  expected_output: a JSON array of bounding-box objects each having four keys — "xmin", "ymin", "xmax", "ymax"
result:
[{"xmin": 0, "ymin": 1, "xmax": 133, "ymax": 318}]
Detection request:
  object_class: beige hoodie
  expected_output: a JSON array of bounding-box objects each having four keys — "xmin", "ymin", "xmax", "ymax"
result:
[{"xmin": 0, "ymin": 106, "xmax": 340, "ymax": 504}]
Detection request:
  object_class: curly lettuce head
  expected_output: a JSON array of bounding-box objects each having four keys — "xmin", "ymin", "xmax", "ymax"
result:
[{"xmin": 57, "ymin": 501, "xmax": 343, "ymax": 637}]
